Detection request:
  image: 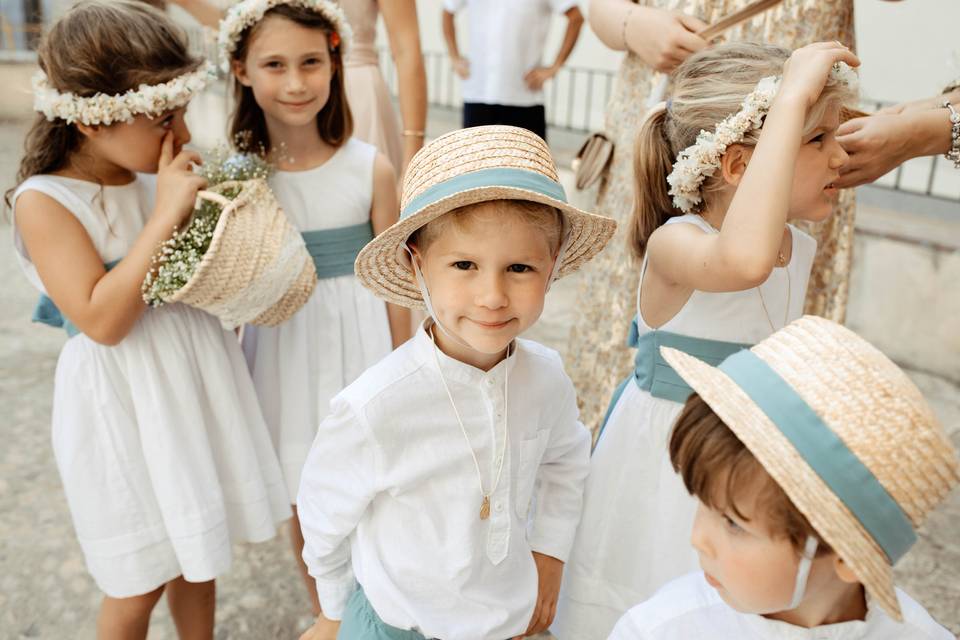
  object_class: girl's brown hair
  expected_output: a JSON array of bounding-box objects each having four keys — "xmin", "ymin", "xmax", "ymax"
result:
[
  {"xmin": 628, "ymin": 42, "xmax": 855, "ymax": 260},
  {"xmin": 229, "ymin": 4, "xmax": 353, "ymax": 153},
  {"xmin": 669, "ymin": 394, "xmax": 832, "ymax": 556},
  {"xmin": 4, "ymin": 0, "xmax": 201, "ymax": 208}
]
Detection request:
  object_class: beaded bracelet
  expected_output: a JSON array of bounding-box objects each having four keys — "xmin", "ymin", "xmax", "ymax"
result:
[{"xmin": 944, "ymin": 101, "xmax": 960, "ymax": 169}]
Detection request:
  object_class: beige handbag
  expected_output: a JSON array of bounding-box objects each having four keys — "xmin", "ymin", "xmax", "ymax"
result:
[{"xmin": 572, "ymin": 132, "xmax": 615, "ymax": 190}]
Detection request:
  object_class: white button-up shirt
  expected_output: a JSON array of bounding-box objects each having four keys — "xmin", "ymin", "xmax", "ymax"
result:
[
  {"xmin": 443, "ymin": 0, "xmax": 578, "ymax": 107},
  {"xmin": 297, "ymin": 325, "xmax": 590, "ymax": 639},
  {"xmin": 609, "ymin": 572, "xmax": 954, "ymax": 640}
]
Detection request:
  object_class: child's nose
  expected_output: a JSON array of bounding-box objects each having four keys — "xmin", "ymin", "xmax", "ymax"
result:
[
  {"xmin": 172, "ymin": 113, "xmax": 191, "ymax": 147},
  {"xmin": 828, "ymin": 138, "xmax": 849, "ymax": 170},
  {"xmin": 690, "ymin": 504, "xmax": 714, "ymax": 558},
  {"xmin": 475, "ymin": 273, "xmax": 509, "ymax": 310},
  {"xmin": 287, "ymin": 70, "xmax": 307, "ymax": 93}
]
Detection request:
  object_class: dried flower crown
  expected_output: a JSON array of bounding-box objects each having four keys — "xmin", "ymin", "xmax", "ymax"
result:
[
  {"xmin": 217, "ymin": 0, "xmax": 352, "ymax": 72},
  {"xmin": 32, "ymin": 64, "xmax": 215, "ymax": 126},
  {"xmin": 666, "ymin": 62, "xmax": 859, "ymax": 213}
]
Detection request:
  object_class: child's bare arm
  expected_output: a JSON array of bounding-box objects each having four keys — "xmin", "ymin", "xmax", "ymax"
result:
[
  {"xmin": 15, "ymin": 133, "xmax": 204, "ymax": 345},
  {"xmin": 515, "ymin": 551, "xmax": 564, "ymax": 638}
]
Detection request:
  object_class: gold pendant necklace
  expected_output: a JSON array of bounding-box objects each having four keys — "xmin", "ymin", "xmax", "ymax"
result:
[
  {"xmin": 758, "ymin": 249, "xmax": 791, "ymax": 332},
  {"xmin": 429, "ymin": 327, "xmax": 510, "ymax": 521}
]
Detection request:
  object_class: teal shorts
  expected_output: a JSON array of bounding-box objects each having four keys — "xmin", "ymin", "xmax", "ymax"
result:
[{"xmin": 338, "ymin": 586, "xmax": 429, "ymax": 640}]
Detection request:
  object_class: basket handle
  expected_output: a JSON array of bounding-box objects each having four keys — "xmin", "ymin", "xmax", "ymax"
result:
[{"xmin": 195, "ymin": 190, "xmax": 233, "ymax": 209}]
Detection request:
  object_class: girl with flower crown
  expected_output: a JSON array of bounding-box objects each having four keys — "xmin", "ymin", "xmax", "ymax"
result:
[
  {"xmin": 219, "ymin": 0, "xmax": 411, "ymax": 616},
  {"xmin": 6, "ymin": 1, "xmax": 291, "ymax": 637},
  {"xmin": 552, "ymin": 41, "xmax": 860, "ymax": 640}
]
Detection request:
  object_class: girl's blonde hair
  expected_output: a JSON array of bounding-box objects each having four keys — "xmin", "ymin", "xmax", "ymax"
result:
[
  {"xmin": 628, "ymin": 42, "xmax": 855, "ymax": 260},
  {"xmin": 4, "ymin": 0, "xmax": 201, "ymax": 208},
  {"xmin": 228, "ymin": 3, "xmax": 353, "ymax": 154}
]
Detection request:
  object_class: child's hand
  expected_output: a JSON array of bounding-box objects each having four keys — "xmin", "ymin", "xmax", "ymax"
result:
[
  {"xmin": 298, "ymin": 613, "xmax": 340, "ymax": 640},
  {"xmin": 153, "ymin": 131, "xmax": 208, "ymax": 229},
  {"xmin": 514, "ymin": 551, "xmax": 564, "ymax": 639},
  {"xmin": 778, "ymin": 41, "xmax": 860, "ymax": 110}
]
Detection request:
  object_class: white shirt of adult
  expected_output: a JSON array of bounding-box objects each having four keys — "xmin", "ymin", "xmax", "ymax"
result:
[
  {"xmin": 443, "ymin": 0, "xmax": 578, "ymax": 107},
  {"xmin": 609, "ymin": 572, "xmax": 954, "ymax": 640},
  {"xmin": 297, "ymin": 323, "xmax": 591, "ymax": 639}
]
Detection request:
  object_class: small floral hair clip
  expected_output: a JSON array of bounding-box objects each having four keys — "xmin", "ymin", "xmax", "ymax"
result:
[{"xmin": 328, "ymin": 31, "xmax": 341, "ymax": 50}]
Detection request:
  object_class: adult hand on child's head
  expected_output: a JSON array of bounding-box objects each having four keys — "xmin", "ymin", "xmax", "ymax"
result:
[
  {"xmin": 513, "ymin": 551, "xmax": 564, "ymax": 638},
  {"xmin": 627, "ymin": 7, "xmax": 708, "ymax": 73},
  {"xmin": 835, "ymin": 113, "xmax": 914, "ymax": 188},
  {"xmin": 298, "ymin": 613, "xmax": 340, "ymax": 640},
  {"xmin": 153, "ymin": 131, "xmax": 208, "ymax": 228},
  {"xmin": 778, "ymin": 41, "xmax": 860, "ymax": 109}
]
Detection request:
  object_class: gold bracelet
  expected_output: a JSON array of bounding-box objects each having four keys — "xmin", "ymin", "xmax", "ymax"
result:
[{"xmin": 402, "ymin": 130, "xmax": 426, "ymax": 138}]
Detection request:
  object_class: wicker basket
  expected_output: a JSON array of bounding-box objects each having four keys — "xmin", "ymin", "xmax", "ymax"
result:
[{"xmin": 160, "ymin": 179, "xmax": 317, "ymax": 328}]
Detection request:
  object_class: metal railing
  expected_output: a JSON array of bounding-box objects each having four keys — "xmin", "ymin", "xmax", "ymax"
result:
[{"xmin": 1, "ymin": 17, "xmax": 956, "ymax": 204}]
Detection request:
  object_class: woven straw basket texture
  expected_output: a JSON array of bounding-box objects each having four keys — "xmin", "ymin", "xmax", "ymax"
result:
[
  {"xmin": 354, "ymin": 125, "xmax": 617, "ymax": 309},
  {"xmin": 165, "ymin": 179, "xmax": 316, "ymax": 328},
  {"xmin": 662, "ymin": 316, "xmax": 960, "ymax": 621}
]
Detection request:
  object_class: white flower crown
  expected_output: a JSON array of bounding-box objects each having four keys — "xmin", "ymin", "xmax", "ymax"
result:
[
  {"xmin": 666, "ymin": 62, "xmax": 859, "ymax": 214},
  {"xmin": 32, "ymin": 64, "xmax": 215, "ymax": 127},
  {"xmin": 217, "ymin": 0, "xmax": 353, "ymax": 72}
]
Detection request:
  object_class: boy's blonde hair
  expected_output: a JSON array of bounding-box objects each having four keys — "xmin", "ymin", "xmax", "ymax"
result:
[
  {"xmin": 669, "ymin": 394, "xmax": 832, "ymax": 557},
  {"xmin": 409, "ymin": 199, "xmax": 564, "ymax": 255},
  {"xmin": 629, "ymin": 42, "xmax": 856, "ymax": 260}
]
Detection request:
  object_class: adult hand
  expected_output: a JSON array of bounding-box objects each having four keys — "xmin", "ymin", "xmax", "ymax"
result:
[
  {"xmin": 524, "ymin": 66, "xmax": 558, "ymax": 91},
  {"xmin": 835, "ymin": 113, "xmax": 914, "ymax": 188},
  {"xmin": 513, "ymin": 552, "xmax": 564, "ymax": 638},
  {"xmin": 778, "ymin": 41, "xmax": 860, "ymax": 109},
  {"xmin": 451, "ymin": 56, "xmax": 470, "ymax": 80},
  {"xmin": 153, "ymin": 131, "xmax": 207, "ymax": 228},
  {"xmin": 298, "ymin": 613, "xmax": 341, "ymax": 640},
  {"xmin": 625, "ymin": 7, "xmax": 709, "ymax": 73}
]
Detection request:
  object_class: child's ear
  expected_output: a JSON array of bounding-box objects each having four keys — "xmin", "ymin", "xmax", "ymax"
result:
[
  {"xmin": 75, "ymin": 122, "xmax": 101, "ymax": 140},
  {"xmin": 719, "ymin": 144, "xmax": 753, "ymax": 187},
  {"xmin": 832, "ymin": 554, "xmax": 861, "ymax": 585},
  {"xmin": 232, "ymin": 59, "xmax": 252, "ymax": 87}
]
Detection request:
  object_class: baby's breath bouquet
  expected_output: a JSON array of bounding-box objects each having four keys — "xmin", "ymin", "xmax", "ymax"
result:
[
  {"xmin": 141, "ymin": 146, "xmax": 274, "ymax": 305},
  {"xmin": 139, "ymin": 140, "xmax": 317, "ymax": 329}
]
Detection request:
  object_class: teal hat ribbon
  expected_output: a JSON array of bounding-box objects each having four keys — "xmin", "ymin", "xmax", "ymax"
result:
[
  {"xmin": 718, "ymin": 349, "xmax": 917, "ymax": 563},
  {"xmin": 400, "ymin": 167, "xmax": 567, "ymax": 220}
]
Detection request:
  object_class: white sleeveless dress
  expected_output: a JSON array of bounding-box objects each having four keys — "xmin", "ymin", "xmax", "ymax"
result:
[
  {"xmin": 12, "ymin": 174, "xmax": 291, "ymax": 598},
  {"xmin": 242, "ymin": 138, "xmax": 393, "ymax": 502},
  {"xmin": 553, "ymin": 214, "xmax": 817, "ymax": 640}
]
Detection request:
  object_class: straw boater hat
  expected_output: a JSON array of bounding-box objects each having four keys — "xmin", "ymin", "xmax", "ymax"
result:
[
  {"xmin": 354, "ymin": 125, "xmax": 618, "ymax": 309},
  {"xmin": 661, "ymin": 316, "xmax": 959, "ymax": 621}
]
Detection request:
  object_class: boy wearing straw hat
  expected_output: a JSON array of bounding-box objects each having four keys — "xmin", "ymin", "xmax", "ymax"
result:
[
  {"xmin": 297, "ymin": 125, "xmax": 616, "ymax": 640},
  {"xmin": 609, "ymin": 315, "xmax": 958, "ymax": 639}
]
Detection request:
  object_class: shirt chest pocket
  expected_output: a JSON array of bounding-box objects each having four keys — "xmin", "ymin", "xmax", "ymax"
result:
[{"xmin": 515, "ymin": 429, "xmax": 550, "ymax": 520}]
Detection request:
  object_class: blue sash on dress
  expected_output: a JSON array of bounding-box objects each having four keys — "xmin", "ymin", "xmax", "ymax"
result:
[
  {"xmin": 595, "ymin": 317, "xmax": 750, "ymax": 443},
  {"xmin": 301, "ymin": 222, "xmax": 374, "ymax": 279},
  {"xmin": 32, "ymin": 259, "xmax": 121, "ymax": 337}
]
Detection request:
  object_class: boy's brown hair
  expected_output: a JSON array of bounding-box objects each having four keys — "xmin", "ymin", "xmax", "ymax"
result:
[
  {"xmin": 669, "ymin": 394, "xmax": 831, "ymax": 555},
  {"xmin": 409, "ymin": 200, "xmax": 564, "ymax": 255},
  {"xmin": 229, "ymin": 3, "xmax": 352, "ymax": 154}
]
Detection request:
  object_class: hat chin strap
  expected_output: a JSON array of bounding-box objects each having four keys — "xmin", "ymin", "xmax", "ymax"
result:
[
  {"xmin": 787, "ymin": 536, "xmax": 819, "ymax": 610},
  {"xmin": 404, "ymin": 235, "xmax": 569, "ymax": 354}
]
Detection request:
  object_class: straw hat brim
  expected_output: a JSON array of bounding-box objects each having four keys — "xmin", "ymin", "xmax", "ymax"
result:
[
  {"xmin": 660, "ymin": 345, "xmax": 904, "ymax": 621},
  {"xmin": 354, "ymin": 184, "xmax": 617, "ymax": 309}
]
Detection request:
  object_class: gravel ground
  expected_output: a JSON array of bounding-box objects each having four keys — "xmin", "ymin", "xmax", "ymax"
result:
[{"xmin": 1, "ymin": 117, "xmax": 957, "ymax": 639}]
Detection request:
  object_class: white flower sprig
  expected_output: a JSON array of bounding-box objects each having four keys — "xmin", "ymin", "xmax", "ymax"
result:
[
  {"xmin": 32, "ymin": 64, "xmax": 216, "ymax": 126},
  {"xmin": 666, "ymin": 62, "xmax": 858, "ymax": 213},
  {"xmin": 217, "ymin": 0, "xmax": 352, "ymax": 72}
]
